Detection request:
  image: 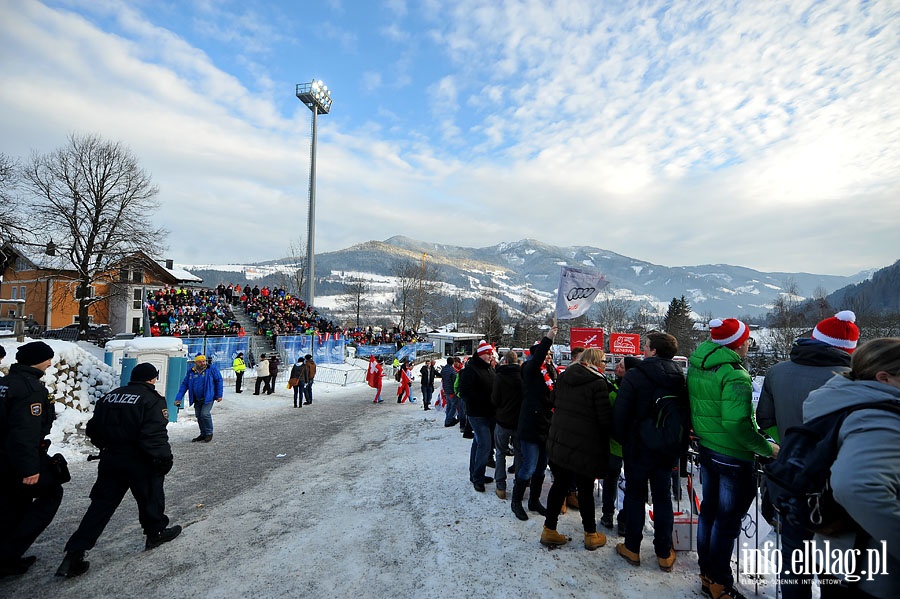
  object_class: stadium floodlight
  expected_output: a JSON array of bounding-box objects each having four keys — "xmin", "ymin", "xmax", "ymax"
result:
[{"xmin": 295, "ymin": 79, "xmax": 333, "ymax": 306}]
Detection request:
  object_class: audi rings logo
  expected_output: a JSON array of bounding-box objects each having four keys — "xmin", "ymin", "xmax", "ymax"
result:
[{"xmin": 566, "ymin": 287, "xmax": 596, "ymax": 301}]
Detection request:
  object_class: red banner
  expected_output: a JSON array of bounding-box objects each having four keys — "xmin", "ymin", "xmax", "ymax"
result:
[
  {"xmin": 569, "ymin": 327, "xmax": 604, "ymax": 349},
  {"xmin": 609, "ymin": 333, "xmax": 641, "ymax": 355}
]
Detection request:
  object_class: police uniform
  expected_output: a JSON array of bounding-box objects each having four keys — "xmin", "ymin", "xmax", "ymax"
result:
[
  {"xmin": 61, "ymin": 370, "xmax": 175, "ymax": 558},
  {"xmin": 0, "ymin": 345, "xmax": 62, "ymax": 576}
]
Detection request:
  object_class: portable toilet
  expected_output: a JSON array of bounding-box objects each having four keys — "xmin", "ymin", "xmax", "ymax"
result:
[
  {"xmin": 103, "ymin": 339, "xmax": 132, "ymax": 378},
  {"xmin": 120, "ymin": 337, "xmax": 188, "ymax": 423}
]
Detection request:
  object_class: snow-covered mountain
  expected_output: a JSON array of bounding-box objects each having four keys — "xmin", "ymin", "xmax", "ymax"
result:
[{"xmin": 183, "ymin": 236, "xmax": 874, "ymax": 320}]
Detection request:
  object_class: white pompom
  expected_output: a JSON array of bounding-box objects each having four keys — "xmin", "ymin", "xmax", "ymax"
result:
[
  {"xmin": 835, "ymin": 310, "xmax": 856, "ymax": 323},
  {"xmin": 709, "ymin": 319, "xmax": 723, "ymax": 328}
]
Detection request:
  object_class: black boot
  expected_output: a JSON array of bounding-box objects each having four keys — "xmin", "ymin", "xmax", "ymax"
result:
[
  {"xmin": 511, "ymin": 477, "xmax": 529, "ymax": 521},
  {"xmin": 528, "ymin": 475, "xmax": 547, "ymax": 516},
  {"xmin": 145, "ymin": 525, "xmax": 182, "ymax": 550},
  {"xmin": 56, "ymin": 551, "xmax": 89, "ymax": 578}
]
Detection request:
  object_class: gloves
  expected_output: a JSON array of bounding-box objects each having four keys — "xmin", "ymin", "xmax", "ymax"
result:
[{"xmin": 153, "ymin": 455, "xmax": 174, "ymax": 476}]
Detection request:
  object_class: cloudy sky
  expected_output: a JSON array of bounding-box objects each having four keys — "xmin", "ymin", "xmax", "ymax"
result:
[{"xmin": 1, "ymin": 0, "xmax": 898, "ymax": 275}]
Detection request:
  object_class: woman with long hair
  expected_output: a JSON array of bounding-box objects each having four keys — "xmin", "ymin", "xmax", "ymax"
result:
[{"xmin": 540, "ymin": 347, "xmax": 612, "ymax": 550}]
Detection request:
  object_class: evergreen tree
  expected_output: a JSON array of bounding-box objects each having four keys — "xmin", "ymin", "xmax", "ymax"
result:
[{"xmin": 663, "ymin": 295, "xmax": 696, "ymax": 355}]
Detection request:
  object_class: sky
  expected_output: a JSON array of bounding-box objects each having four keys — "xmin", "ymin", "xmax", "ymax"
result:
[
  {"xmin": 1, "ymin": 0, "xmax": 898, "ymax": 276},
  {"xmin": 0, "ymin": 337, "xmax": 783, "ymax": 598}
]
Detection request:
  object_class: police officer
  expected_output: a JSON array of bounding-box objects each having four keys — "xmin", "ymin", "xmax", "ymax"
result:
[
  {"xmin": 0, "ymin": 341, "xmax": 61, "ymax": 578},
  {"xmin": 56, "ymin": 363, "xmax": 181, "ymax": 578}
]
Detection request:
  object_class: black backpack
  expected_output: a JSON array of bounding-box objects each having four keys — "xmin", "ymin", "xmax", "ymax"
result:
[
  {"xmin": 765, "ymin": 400, "xmax": 900, "ymax": 534},
  {"xmin": 637, "ymin": 389, "xmax": 691, "ymax": 456}
]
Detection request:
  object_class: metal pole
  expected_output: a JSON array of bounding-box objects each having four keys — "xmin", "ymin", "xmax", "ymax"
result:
[{"xmin": 305, "ymin": 105, "xmax": 318, "ymax": 308}]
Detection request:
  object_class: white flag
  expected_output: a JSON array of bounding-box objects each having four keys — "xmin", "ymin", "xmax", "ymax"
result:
[{"xmin": 555, "ymin": 266, "xmax": 608, "ymax": 320}]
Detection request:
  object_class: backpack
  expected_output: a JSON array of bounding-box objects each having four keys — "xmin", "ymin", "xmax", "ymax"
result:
[
  {"xmin": 765, "ymin": 400, "xmax": 900, "ymax": 535},
  {"xmin": 637, "ymin": 390, "xmax": 691, "ymax": 456}
]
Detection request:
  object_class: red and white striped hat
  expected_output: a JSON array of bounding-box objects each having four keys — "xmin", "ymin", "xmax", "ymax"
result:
[
  {"xmin": 476, "ymin": 340, "xmax": 494, "ymax": 356},
  {"xmin": 812, "ymin": 310, "xmax": 859, "ymax": 353},
  {"xmin": 709, "ymin": 318, "xmax": 750, "ymax": 350}
]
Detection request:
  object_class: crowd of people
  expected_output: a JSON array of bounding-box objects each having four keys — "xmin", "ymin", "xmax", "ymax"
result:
[
  {"xmin": 431, "ymin": 310, "xmax": 897, "ymax": 599},
  {"xmin": 145, "ymin": 287, "xmax": 244, "ymax": 337}
]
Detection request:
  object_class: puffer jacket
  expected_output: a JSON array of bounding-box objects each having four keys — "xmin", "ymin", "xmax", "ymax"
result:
[
  {"xmin": 687, "ymin": 340, "xmax": 772, "ymax": 462},
  {"xmin": 545, "ymin": 363, "xmax": 611, "ymax": 479},
  {"xmin": 803, "ymin": 374, "xmax": 900, "ymax": 599},
  {"xmin": 517, "ymin": 336, "xmax": 555, "ymax": 444},
  {"xmin": 176, "ymin": 364, "xmax": 224, "ymax": 407},
  {"xmin": 613, "ymin": 356, "xmax": 687, "ymax": 455},
  {"xmin": 491, "ymin": 363, "xmax": 523, "ymax": 430},
  {"xmin": 457, "ymin": 355, "xmax": 495, "ymax": 418}
]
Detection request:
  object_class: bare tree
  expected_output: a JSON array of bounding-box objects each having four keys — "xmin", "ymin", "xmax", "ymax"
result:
[
  {"xmin": 595, "ymin": 291, "xmax": 630, "ymax": 336},
  {"xmin": 474, "ymin": 292, "xmax": 504, "ymax": 345},
  {"xmin": 276, "ymin": 238, "xmax": 307, "ymax": 297},
  {"xmin": 22, "ymin": 133, "xmax": 166, "ymax": 335},
  {"xmin": 339, "ymin": 277, "xmax": 370, "ymax": 328},
  {"xmin": 767, "ymin": 278, "xmax": 808, "ymax": 361},
  {"xmin": 0, "ymin": 152, "xmax": 29, "ymax": 243},
  {"xmin": 513, "ymin": 286, "xmax": 549, "ymax": 346},
  {"xmin": 391, "ymin": 255, "xmax": 441, "ymax": 332}
]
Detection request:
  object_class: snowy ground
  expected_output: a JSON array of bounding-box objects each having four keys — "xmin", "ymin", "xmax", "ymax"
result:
[{"xmin": 0, "ymin": 343, "xmax": 781, "ymax": 599}]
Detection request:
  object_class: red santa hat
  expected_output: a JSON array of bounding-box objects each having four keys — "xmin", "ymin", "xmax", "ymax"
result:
[
  {"xmin": 812, "ymin": 310, "xmax": 859, "ymax": 353},
  {"xmin": 476, "ymin": 340, "xmax": 494, "ymax": 356},
  {"xmin": 709, "ymin": 318, "xmax": 750, "ymax": 350}
]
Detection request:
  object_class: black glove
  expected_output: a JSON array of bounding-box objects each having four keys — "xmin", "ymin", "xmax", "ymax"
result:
[{"xmin": 153, "ymin": 455, "xmax": 174, "ymax": 476}]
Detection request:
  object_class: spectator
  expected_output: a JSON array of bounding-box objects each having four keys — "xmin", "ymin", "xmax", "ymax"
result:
[
  {"xmin": 457, "ymin": 341, "xmax": 497, "ymax": 494},
  {"xmin": 254, "ymin": 354, "xmax": 271, "ymax": 395},
  {"xmin": 289, "ymin": 357, "xmax": 305, "ymax": 408},
  {"xmin": 419, "ymin": 359, "xmax": 437, "ymax": 411},
  {"xmin": 441, "ymin": 357, "xmax": 461, "ymax": 427},
  {"xmin": 491, "ymin": 350, "xmax": 523, "ymax": 501},
  {"xmin": 268, "ymin": 353, "xmax": 280, "ymax": 396},
  {"xmin": 175, "ymin": 355, "xmax": 223, "ymax": 443},
  {"xmin": 302, "ymin": 354, "xmax": 316, "ymax": 405}
]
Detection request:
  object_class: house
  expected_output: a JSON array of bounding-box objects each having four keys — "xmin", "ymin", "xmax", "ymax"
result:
[{"xmin": 0, "ymin": 243, "xmax": 201, "ymax": 334}]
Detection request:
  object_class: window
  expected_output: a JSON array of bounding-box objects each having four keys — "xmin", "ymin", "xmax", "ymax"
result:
[
  {"xmin": 131, "ymin": 270, "xmax": 143, "ymax": 283},
  {"xmin": 133, "ymin": 289, "xmax": 142, "ymax": 310},
  {"xmin": 119, "ymin": 268, "xmax": 129, "ymax": 282},
  {"xmin": 19, "ymin": 286, "xmax": 25, "ymax": 301},
  {"xmin": 10, "ymin": 287, "xmax": 16, "ymax": 300},
  {"xmin": 73, "ymin": 315, "xmax": 95, "ymax": 324},
  {"xmin": 132, "ymin": 317, "xmax": 141, "ymax": 334}
]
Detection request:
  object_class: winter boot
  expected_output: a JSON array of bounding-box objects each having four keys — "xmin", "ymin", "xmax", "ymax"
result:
[
  {"xmin": 511, "ymin": 478, "xmax": 529, "ymax": 521},
  {"xmin": 616, "ymin": 543, "xmax": 641, "ymax": 566},
  {"xmin": 708, "ymin": 582, "xmax": 747, "ymax": 599},
  {"xmin": 540, "ymin": 526, "xmax": 568, "ymax": 547},
  {"xmin": 145, "ymin": 525, "xmax": 182, "ymax": 550},
  {"xmin": 584, "ymin": 531, "xmax": 607, "ymax": 550},
  {"xmin": 495, "ymin": 488, "xmax": 507, "ymax": 500},
  {"xmin": 528, "ymin": 475, "xmax": 547, "ymax": 516},
  {"xmin": 599, "ymin": 512, "xmax": 614, "ymax": 529},
  {"xmin": 566, "ymin": 492, "xmax": 580, "ymax": 510},
  {"xmin": 700, "ymin": 574, "xmax": 712, "ymax": 597},
  {"xmin": 657, "ymin": 548, "xmax": 676, "ymax": 572},
  {"xmin": 55, "ymin": 551, "xmax": 89, "ymax": 578}
]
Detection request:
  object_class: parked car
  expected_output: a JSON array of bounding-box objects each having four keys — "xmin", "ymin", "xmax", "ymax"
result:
[{"xmin": 43, "ymin": 323, "xmax": 112, "ymax": 343}]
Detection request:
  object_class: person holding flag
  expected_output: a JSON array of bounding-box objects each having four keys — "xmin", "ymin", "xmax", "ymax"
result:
[{"xmin": 367, "ymin": 356, "xmax": 384, "ymax": 403}]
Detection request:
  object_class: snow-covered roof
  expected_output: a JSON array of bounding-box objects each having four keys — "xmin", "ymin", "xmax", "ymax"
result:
[{"xmin": 161, "ymin": 264, "xmax": 202, "ymax": 283}]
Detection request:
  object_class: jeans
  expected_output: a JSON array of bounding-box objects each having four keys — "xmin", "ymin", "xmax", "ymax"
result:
[
  {"xmin": 303, "ymin": 381, "xmax": 314, "ymax": 404},
  {"xmin": 493, "ymin": 424, "xmax": 518, "ymax": 491},
  {"xmin": 194, "ymin": 400, "xmax": 214, "ymax": 436},
  {"xmin": 517, "ymin": 440, "xmax": 548, "ymax": 483},
  {"xmin": 779, "ymin": 516, "xmax": 814, "ymax": 599},
  {"xmin": 697, "ymin": 446, "xmax": 757, "ymax": 588},
  {"xmin": 444, "ymin": 393, "xmax": 459, "ymax": 425},
  {"xmin": 467, "ymin": 416, "xmax": 494, "ymax": 485},
  {"xmin": 420, "ymin": 384, "xmax": 434, "ymax": 408},
  {"xmin": 623, "ymin": 448, "xmax": 676, "ymax": 557},
  {"xmin": 293, "ymin": 384, "xmax": 303, "ymax": 406},
  {"xmin": 457, "ymin": 395, "xmax": 468, "ymax": 430}
]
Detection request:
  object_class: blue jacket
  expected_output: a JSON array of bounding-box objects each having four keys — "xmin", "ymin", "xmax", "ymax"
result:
[{"xmin": 176, "ymin": 364, "xmax": 223, "ymax": 406}]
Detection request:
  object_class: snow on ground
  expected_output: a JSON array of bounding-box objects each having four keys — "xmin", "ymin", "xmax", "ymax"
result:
[{"xmin": 1, "ymin": 340, "xmax": 783, "ymax": 598}]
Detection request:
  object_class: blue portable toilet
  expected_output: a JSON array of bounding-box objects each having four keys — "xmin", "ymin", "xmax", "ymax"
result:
[{"xmin": 120, "ymin": 337, "xmax": 188, "ymax": 423}]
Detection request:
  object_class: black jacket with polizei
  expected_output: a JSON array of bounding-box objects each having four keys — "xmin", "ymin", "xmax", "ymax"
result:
[
  {"xmin": 457, "ymin": 355, "xmax": 496, "ymax": 418},
  {"xmin": 612, "ymin": 356, "xmax": 687, "ymax": 453},
  {"xmin": 86, "ymin": 381, "xmax": 172, "ymax": 460},
  {"xmin": 492, "ymin": 363, "xmax": 523, "ymax": 430},
  {"xmin": 0, "ymin": 363, "xmax": 55, "ymax": 478},
  {"xmin": 546, "ymin": 362, "xmax": 612, "ymax": 479},
  {"xmin": 517, "ymin": 337, "xmax": 555, "ymax": 444}
]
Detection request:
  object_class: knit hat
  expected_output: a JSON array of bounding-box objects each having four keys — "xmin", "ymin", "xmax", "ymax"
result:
[
  {"xmin": 709, "ymin": 318, "xmax": 750, "ymax": 350},
  {"xmin": 476, "ymin": 340, "xmax": 494, "ymax": 356},
  {"xmin": 812, "ymin": 310, "xmax": 859, "ymax": 353},
  {"xmin": 16, "ymin": 341, "xmax": 54, "ymax": 366},
  {"xmin": 130, "ymin": 362, "xmax": 159, "ymax": 382}
]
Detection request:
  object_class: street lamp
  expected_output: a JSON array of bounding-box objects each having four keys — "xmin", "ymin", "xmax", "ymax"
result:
[{"xmin": 295, "ymin": 79, "xmax": 332, "ymax": 307}]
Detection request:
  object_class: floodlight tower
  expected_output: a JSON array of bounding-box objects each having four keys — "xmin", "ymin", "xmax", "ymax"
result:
[{"xmin": 295, "ymin": 79, "xmax": 332, "ymax": 307}]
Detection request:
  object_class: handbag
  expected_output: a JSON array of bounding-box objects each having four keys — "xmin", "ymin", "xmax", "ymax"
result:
[{"xmin": 288, "ymin": 377, "xmax": 300, "ymax": 388}]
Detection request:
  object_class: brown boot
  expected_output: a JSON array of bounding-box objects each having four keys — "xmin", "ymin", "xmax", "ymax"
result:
[
  {"xmin": 540, "ymin": 526, "xmax": 568, "ymax": 547},
  {"xmin": 657, "ymin": 548, "xmax": 676, "ymax": 572},
  {"xmin": 566, "ymin": 492, "xmax": 580, "ymax": 510},
  {"xmin": 583, "ymin": 531, "xmax": 607, "ymax": 550},
  {"xmin": 560, "ymin": 500, "xmax": 567, "ymax": 514},
  {"xmin": 615, "ymin": 542, "xmax": 640, "ymax": 566},
  {"xmin": 700, "ymin": 574, "xmax": 712, "ymax": 597},
  {"xmin": 708, "ymin": 582, "xmax": 745, "ymax": 599},
  {"xmin": 495, "ymin": 488, "xmax": 507, "ymax": 500}
]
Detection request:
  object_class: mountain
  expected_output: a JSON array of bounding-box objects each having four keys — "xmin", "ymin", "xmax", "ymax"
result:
[
  {"xmin": 819, "ymin": 259, "xmax": 900, "ymax": 316},
  {"xmin": 183, "ymin": 237, "xmax": 877, "ymax": 321}
]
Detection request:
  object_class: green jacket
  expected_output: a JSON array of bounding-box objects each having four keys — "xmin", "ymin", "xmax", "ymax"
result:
[
  {"xmin": 687, "ymin": 340, "xmax": 772, "ymax": 462},
  {"xmin": 232, "ymin": 357, "xmax": 246, "ymax": 374}
]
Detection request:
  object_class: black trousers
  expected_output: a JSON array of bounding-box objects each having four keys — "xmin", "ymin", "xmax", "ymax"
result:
[
  {"xmin": 0, "ymin": 455, "xmax": 64, "ymax": 560},
  {"xmin": 64, "ymin": 453, "xmax": 168, "ymax": 552},
  {"xmin": 254, "ymin": 376, "xmax": 272, "ymax": 394},
  {"xmin": 235, "ymin": 371, "xmax": 244, "ymax": 393}
]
